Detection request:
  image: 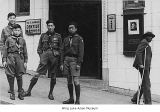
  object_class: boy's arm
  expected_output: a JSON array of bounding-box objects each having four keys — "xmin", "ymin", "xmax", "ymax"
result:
[
  {"xmin": 1, "ymin": 29, "xmax": 5, "ymax": 55},
  {"xmin": 37, "ymin": 34, "xmax": 43, "ymax": 56},
  {"xmin": 60, "ymin": 39, "xmax": 65, "ymax": 66},
  {"xmin": 58, "ymin": 35, "xmax": 62, "ymax": 53},
  {"xmin": 23, "ymin": 39, "xmax": 28, "ymax": 63},
  {"xmin": 3, "ymin": 39, "xmax": 9, "ymax": 62},
  {"xmin": 77, "ymin": 37, "xmax": 84, "ymax": 66}
]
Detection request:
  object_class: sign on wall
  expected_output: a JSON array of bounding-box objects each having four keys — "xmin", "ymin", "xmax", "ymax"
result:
[
  {"xmin": 107, "ymin": 14, "xmax": 116, "ymax": 32},
  {"xmin": 123, "ymin": 0, "xmax": 145, "ymax": 9},
  {"xmin": 25, "ymin": 19, "xmax": 41, "ymax": 35},
  {"xmin": 123, "ymin": 14, "xmax": 143, "ymax": 56}
]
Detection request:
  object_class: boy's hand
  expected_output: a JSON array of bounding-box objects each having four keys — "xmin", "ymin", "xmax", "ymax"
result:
[
  {"xmin": 60, "ymin": 65, "xmax": 63, "ymax": 71},
  {"xmin": 24, "ymin": 62, "xmax": 27, "ymax": 69},
  {"xmin": 3, "ymin": 62, "xmax": 7, "ymax": 68},
  {"xmin": 53, "ymin": 50, "xmax": 60, "ymax": 56},
  {"xmin": 76, "ymin": 65, "xmax": 80, "ymax": 71}
]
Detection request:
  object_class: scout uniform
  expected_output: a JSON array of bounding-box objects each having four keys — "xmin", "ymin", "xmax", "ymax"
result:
[
  {"xmin": 1, "ymin": 23, "xmax": 23, "ymax": 56},
  {"xmin": 3, "ymin": 35, "xmax": 28, "ymax": 100},
  {"xmin": 1, "ymin": 23, "xmax": 24, "ymax": 93},
  {"xmin": 36, "ymin": 31, "xmax": 62, "ymax": 77},
  {"xmin": 23, "ymin": 31, "xmax": 62, "ymax": 100},
  {"xmin": 61, "ymin": 33, "xmax": 84, "ymax": 104},
  {"xmin": 61, "ymin": 34, "xmax": 84, "ymax": 76}
]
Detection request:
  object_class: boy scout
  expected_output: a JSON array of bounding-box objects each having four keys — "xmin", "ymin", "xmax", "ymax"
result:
[
  {"xmin": 23, "ymin": 20, "xmax": 62, "ymax": 100},
  {"xmin": 3, "ymin": 24, "xmax": 28, "ymax": 100},
  {"xmin": 1, "ymin": 12, "xmax": 24, "ymax": 93},
  {"xmin": 1, "ymin": 12, "xmax": 23, "ymax": 56},
  {"xmin": 60, "ymin": 22, "xmax": 84, "ymax": 104},
  {"xmin": 132, "ymin": 31, "xmax": 155, "ymax": 104}
]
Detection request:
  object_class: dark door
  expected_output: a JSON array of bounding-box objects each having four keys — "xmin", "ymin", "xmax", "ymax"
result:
[
  {"xmin": 49, "ymin": 0, "xmax": 102, "ymax": 79},
  {"xmin": 123, "ymin": 14, "xmax": 144, "ymax": 56}
]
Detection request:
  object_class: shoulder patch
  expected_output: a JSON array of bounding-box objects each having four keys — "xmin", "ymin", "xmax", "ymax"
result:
[
  {"xmin": 56, "ymin": 33, "xmax": 60, "ymax": 36},
  {"xmin": 79, "ymin": 37, "xmax": 83, "ymax": 42},
  {"xmin": 55, "ymin": 33, "xmax": 61, "ymax": 38},
  {"xmin": 56, "ymin": 33, "xmax": 60, "ymax": 35}
]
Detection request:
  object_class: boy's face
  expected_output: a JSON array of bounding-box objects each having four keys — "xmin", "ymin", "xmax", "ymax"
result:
[
  {"xmin": 7, "ymin": 15, "xmax": 16, "ymax": 25},
  {"xmin": 47, "ymin": 23, "xmax": 55, "ymax": 33},
  {"xmin": 68, "ymin": 25, "xmax": 77, "ymax": 34},
  {"xmin": 13, "ymin": 28, "xmax": 21, "ymax": 37}
]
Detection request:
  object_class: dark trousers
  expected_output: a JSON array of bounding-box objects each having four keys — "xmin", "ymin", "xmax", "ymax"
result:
[{"xmin": 138, "ymin": 68, "xmax": 152, "ymax": 104}]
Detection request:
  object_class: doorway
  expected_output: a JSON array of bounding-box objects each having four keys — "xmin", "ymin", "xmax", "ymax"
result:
[{"xmin": 49, "ymin": 0, "xmax": 102, "ymax": 79}]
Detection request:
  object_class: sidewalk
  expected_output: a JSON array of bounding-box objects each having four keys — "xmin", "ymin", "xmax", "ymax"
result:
[{"xmin": 0, "ymin": 67, "xmax": 159, "ymax": 105}]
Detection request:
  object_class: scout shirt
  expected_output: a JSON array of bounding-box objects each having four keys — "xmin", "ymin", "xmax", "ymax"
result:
[
  {"xmin": 3, "ymin": 36, "xmax": 28, "ymax": 63},
  {"xmin": 37, "ymin": 31, "xmax": 62, "ymax": 55},
  {"xmin": 0, "ymin": 23, "xmax": 23, "ymax": 55},
  {"xmin": 61, "ymin": 34, "xmax": 84, "ymax": 66}
]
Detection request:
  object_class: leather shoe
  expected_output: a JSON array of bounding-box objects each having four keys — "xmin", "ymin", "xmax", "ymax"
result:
[
  {"xmin": 22, "ymin": 91, "xmax": 31, "ymax": 97},
  {"xmin": 18, "ymin": 94, "xmax": 24, "ymax": 100},
  {"xmin": 48, "ymin": 93, "xmax": 54, "ymax": 100},
  {"xmin": 63, "ymin": 99, "xmax": 74, "ymax": 104},
  {"xmin": 75, "ymin": 101, "xmax": 80, "ymax": 104},
  {"xmin": 131, "ymin": 97, "xmax": 140, "ymax": 104},
  {"xmin": 8, "ymin": 89, "xmax": 11, "ymax": 93},
  {"xmin": 10, "ymin": 94, "xmax": 15, "ymax": 100}
]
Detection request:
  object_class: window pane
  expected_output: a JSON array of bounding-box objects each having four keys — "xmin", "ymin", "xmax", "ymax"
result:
[{"xmin": 19, "ymin": 0, "xmax": 30, "ymax": 13}]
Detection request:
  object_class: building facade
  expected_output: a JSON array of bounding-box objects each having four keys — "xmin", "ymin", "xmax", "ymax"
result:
[
  {"xmin": 102, "ymin": 0, "xmax": 160, "ymax": 100},
  {"xmin": 0, "ymin": 0, "xmax": 160, "ymax": 100}
]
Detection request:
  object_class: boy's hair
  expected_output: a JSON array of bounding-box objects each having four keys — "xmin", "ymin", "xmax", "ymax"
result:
[
  {"xmin": 46, "ymin": 20, "xmax": 55, "ymax": 25},
  {"xmin": 12, "ymin": 24, "xmax": 21, "ymax": 29},
  {"xmin": 7, "ymin": 12, "xmax": 16, "ymax": 18},
  {"xmin": 69, "ymin": 22, "xmax": 78, "ymax": 29}
]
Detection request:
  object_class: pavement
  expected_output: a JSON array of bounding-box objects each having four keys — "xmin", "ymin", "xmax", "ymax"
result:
[{"xmin": 0, "ymin": 68, "xmax": 160, "ymax": 105}]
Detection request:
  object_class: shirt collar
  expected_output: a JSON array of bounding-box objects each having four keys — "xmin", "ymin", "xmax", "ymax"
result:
[
  {"xmin": 8, "ymin": 22, "xmax": 14, "ymax": 29},
  {"xmin": 46, "ymin": 31, "xmax": 55, "ymax": 36}
]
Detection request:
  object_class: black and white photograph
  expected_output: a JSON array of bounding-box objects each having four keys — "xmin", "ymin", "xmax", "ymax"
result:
[
  {"xmin": 0, "ymin": 0, "xmax": 160, "ymax": 111},
  {"xmin": 128, "ymin": 19, "xmax": 139, "ymax": 35}
]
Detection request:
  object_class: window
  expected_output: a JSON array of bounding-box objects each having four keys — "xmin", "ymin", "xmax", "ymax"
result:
[{"xmin": 15, "ymin": 0, "xmax": 30, "ymax": 16}]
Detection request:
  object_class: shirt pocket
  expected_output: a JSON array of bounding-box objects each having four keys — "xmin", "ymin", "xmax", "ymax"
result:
[
  {"xmin": 64, "ymin": 43, "xmax": 70, "ymax": 51},
  {"xmin": 8, "ymin": 41, "xmax": 17, "ymax": 51},
  {"xmin": 19, "ymin": 44, "xmax": 24, "ymax": 52},
  {"xmin": 72, "ymin": 43, "xmax": 79, "ymax": 53},
  {"xmin": 4, "ymin": 34, "xmax": 11, "ymax": 39},
  {"xmin": 4, "ymin": 29, "xmax": 11, "ymax": 38},
  {"xmin": 52, "ymin": 37, "xmax": 58, "ymax": 47},
  {"xmin": 42, "ymin": 38, "xmax": 49, "ymax": 48}
]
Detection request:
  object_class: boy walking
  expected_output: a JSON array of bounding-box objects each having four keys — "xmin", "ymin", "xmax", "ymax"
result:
[{"xmin": 3, "ymin": 24, "xmax": 28, "ymax": 100}]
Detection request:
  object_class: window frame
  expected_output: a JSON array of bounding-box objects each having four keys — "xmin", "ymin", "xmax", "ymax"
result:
[{"xmin": 15, "ymin": 0, "xmax": 30, "ymax": 16}]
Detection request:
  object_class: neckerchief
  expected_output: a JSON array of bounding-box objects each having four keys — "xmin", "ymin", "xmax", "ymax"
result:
[
  {"xmin": 12, "ymin": 36, "xmax": 21, "ymax": 53},
  {"xmin": 69, "ymin": 33, "xmax": 76, "ymax": 47},
  {"xmin": 8, "ymin": 22, "xmax": 14, "ymax": 29},
  {"xmin": 46, "ymin": 31, "xmax": 55, "ymax": 48}
]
